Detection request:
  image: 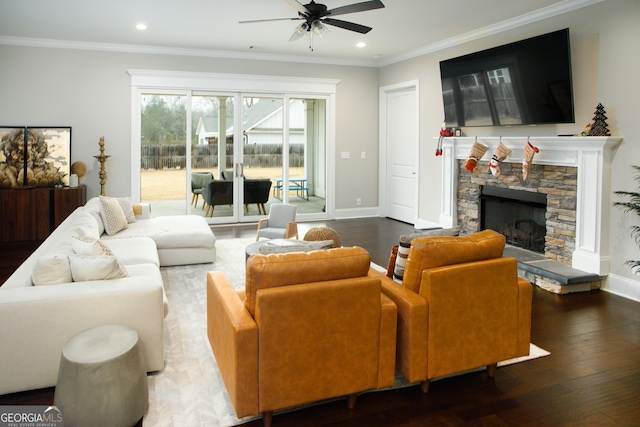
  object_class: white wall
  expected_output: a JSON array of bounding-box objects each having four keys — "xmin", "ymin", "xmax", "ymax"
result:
[
  {"xmin": 0, "ymin": 47, "xmax": 379, "ymax": 212},
  {"xmin": 378, "ymin": 0, "xmax": 640, "ymax": 301}
]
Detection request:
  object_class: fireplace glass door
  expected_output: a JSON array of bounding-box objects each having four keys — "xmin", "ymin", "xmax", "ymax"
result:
[{"xmin": 480, "ymin": 186, "xmax": 547, "ymax": 253}]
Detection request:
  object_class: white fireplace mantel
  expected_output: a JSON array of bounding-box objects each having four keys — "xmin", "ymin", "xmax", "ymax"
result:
[{"xmin": 439, "ymin": 136, "xmax": 623, "ymax": 275}]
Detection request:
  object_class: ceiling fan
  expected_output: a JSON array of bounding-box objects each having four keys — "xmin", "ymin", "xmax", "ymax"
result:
[{"xmin": 240, "ymin": 0, "xmax": 385, "ymax": 50}]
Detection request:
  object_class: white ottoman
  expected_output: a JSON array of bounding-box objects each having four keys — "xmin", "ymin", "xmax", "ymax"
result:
[{"xmin": 54, "ymin": 325, "xmax": 149, "ymax": 427}]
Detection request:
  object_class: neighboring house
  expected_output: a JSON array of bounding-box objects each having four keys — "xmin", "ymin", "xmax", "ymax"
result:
[
  {"xmin": 195, "ymin": 116, "xmax": 229, "ymax": 145},
  {"xmin": 195, "ymin": 99, "xmax": 305, "ymax": 146}
]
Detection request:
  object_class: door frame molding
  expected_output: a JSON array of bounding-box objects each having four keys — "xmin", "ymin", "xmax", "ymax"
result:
[{"xmin": 378, "ymin": 80, "xmax": 419, "ymax": 219}]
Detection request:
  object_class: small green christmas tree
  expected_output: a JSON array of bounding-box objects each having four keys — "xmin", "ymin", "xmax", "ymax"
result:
[
  {"xmin": 613, "ymin": 165, "xmax": 640, "ymax": 274},
  {"xmin": 589, "ymin": 103, "xmax": 611, "ymax": 136}
]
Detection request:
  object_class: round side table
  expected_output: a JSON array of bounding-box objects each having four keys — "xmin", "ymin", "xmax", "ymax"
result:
[{"xmin": 54, "ymin": 325, "xmax": 149, "ymax": 427}]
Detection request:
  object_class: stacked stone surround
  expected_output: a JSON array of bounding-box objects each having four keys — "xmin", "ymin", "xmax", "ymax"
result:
[{"xmin": 456, "ymin": 159, "xmax": 578, "ymax": 265}]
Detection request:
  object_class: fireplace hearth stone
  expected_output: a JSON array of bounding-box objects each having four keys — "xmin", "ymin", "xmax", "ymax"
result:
[{"xmin": 504, "ymin": 246, "xmax": 602, "ymax": 294}]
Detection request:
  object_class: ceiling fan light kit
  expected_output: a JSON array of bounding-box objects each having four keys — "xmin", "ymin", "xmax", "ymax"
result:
[{"xmin": 241, "ymin": 0, "xmax": 385, "ymax": 51}]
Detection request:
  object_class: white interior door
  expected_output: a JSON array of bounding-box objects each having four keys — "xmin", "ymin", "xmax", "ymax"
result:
[{"xmin": 385, "ymin": 87, "xmax": 418, "ymax": 224}]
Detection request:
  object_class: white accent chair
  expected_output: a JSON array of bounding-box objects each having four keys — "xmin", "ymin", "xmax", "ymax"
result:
[{"xmin": 255, "ymin": 204, "xmax": 298, "ymax": 241}]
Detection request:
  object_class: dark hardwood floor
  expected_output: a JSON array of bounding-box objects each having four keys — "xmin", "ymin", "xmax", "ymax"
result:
[{"xmin": 2, "ymin": 218, "xmax": 639, "ymax": 426}]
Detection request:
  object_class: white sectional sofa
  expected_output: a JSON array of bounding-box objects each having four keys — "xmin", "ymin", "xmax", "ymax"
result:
[{"xmin": 0, "ymin": 196, "xmax": 216, "ymax": 395}]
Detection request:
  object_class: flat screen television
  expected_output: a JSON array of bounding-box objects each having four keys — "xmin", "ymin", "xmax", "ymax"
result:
[{"xmin": 440, "ymin": 28, "xmax": 574, "ymax": 127}]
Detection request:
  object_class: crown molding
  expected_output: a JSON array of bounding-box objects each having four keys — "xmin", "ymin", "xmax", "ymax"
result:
[
  {"xmin": 376, "ymin": 0, "xmax": 606, "ymax": 67},
  {"xmin": 0, "ymin": 35, "xmax": 377, "ymax": 68}
]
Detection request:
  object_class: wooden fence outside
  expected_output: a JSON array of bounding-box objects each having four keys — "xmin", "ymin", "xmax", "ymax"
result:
[{"xmin": 140, "ymin": 144, "xmax": 304, "ymax": 170}]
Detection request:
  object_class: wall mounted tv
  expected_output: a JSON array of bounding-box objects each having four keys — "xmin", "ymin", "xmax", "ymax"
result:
[{"xmin": 440, "ymin": 28, "xmax": 574, "ymax": 127}]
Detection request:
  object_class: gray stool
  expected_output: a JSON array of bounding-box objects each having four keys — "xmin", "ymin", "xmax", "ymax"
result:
[{"xmin": 54, "ymin": 325, "xmax": 149, "ymax": 427}]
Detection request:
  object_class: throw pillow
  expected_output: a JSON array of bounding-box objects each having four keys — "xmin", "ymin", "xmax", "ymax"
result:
[
  {"xmin": 393, "ymin": 227, "xmax": 460, "ymax": 283},
  {"xmin": 258, "ymin": 240, "xmax": 334, "ymax": 254},
  {"xmin": 386, "ymin": 245, "xmax": 398, "ymax": 279},
  {"xmin": 69, "ymin": 255, "xmax": 129, "ymax": 282},
  {"xmin": 88, "ymin": 210, "xmax": 106, "ymax": 235},
  {"xmin": 32, "ymin": 254, "xmax": 72, "ymax": 286},
  {"xmin": 117, "ymin": 197, "xmax": 137, "ymax": 224},
  {"xmin": 71, "ymin": 235, "xmax": 114, "ymax": 256},
  {"xmin": 69, "ymin": 210, "xmax": 101, "ymax": 239},
  {"xmin": 99, "ymin": 196, "xmax": 129, "ymax": 236}
]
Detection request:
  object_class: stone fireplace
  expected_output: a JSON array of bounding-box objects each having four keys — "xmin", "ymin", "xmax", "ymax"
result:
[
  {"xmin": 457, "ymin": 160, "xmax": 577, "ymax": 264},
  {"xmin": 438, "ymin": 136, "xmax": 622, "ymax": 276}
]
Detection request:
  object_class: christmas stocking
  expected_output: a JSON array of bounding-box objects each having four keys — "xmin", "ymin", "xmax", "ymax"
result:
[
  {"xmin": 522, "ymin": 140, "xmax": 539, "ymax": 181},
  {"xmin": 464, "ymin": 139, "xmax": 488, "ymax": 173},
  {"xmin": 488, "ymin": 141, "xmax": 512, "ymax": 177}
]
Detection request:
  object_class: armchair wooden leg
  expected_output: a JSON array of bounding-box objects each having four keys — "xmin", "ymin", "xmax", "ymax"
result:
[
  {"xmin": 347, "ymin": 393, "xmax": 358, "ymax": 409},
  {"xmin": 262, "ymin": 411, "xmax": 273, "ymax": 427},
  {"xmin": 421, "ymin": 380, "xmax": 431, "ymax": 394},
  {"xmin": 487, "ymin": 363, "xmax": 497, "ymax": 378}
]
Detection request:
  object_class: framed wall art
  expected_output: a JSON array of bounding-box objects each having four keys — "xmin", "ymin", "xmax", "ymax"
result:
[
  {"xmin": 0, "ymin": 126, "xmax": 71, "ymax": 188},
  {"xmin": 0, "ymin": 126, "xmax": 28, "ymax": 188}
]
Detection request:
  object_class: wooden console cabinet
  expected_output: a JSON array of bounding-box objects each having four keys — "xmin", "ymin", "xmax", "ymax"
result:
[{"xmin": 0, "ymin": 186, "xmax": 86, "ymax": 243}]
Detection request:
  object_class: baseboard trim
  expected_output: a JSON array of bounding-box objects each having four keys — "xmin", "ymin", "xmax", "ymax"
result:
[
  {"xmin": 602, "ymin": 273, "xmax": 640, "ymax": 303},
  {"xmin": 334, "ymin": 207, "xmax": 380, "ymax": 219}
]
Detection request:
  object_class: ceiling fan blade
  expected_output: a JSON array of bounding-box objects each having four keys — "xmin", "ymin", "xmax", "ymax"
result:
[
  {"xmin": 321, "ymin": 18, "xmax": 372, "ymax": 34},
  {"xmin": 327, "ymin": 0, "xmax": 384, "ymax": 17},
  {"xmin": 283, "ymin": 0, "xmax": 310, "ymax": 15},
  {"xmin": 239, "ymin": 17, "xmax": 301, "ymax": 24}
]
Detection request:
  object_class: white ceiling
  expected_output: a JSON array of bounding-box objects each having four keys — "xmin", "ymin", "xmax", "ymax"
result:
[{"xmin": 0, "ymin": 0, "xmax": 602, "ymax": 66}]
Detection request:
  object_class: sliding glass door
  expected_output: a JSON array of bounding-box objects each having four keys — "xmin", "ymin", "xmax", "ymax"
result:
[
  {"xmin": 139, "ymin": 93, "xmax": 189, "ymax": 215},
  {"xmin": 190, "ymin": 94, "xmax": 237, "ymax": 219},
  {"xmin": 240, "ymin": 95, "xmax": 327, "ymax": 218},
  {"xmin": 131, "ymin": 71, "xmax": 334, "ymax": 224}
]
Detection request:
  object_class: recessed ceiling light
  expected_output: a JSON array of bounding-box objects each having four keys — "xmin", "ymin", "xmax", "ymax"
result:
[
  {"xmin": 356, "ymin": 42, "xmax": 366, "ymax": 48},
  {"xmin": 136, "ymin": 23, "xmax": 148, "ymax": 30}
]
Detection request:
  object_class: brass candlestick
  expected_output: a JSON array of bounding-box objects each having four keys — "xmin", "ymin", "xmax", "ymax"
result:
[{"xmin": 94, "ymin": 137, "xmax": 111, "ymax": 196}]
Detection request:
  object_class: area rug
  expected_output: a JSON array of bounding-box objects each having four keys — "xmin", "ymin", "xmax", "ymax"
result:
[{"xmin": 143, "ymin": 238, "xmax": 549, "ymax": 427}]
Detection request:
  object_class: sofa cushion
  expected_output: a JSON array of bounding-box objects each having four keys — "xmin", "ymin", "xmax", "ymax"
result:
[
  {"xmin": 69, "ymin": 255, "xmax": 129, "ymax": 282},
  {"xmin": 402, "ymin": 230, "xmax": 506, "ymax": 293},
  {"xmin": 244, "ymin": 246, "xmax": 371, "ymax": 317},
  {"xmin": 101, "ymin": 237, "xmax": 160, "ymax": 267},
  {"xmin": 101, "ymin": 215, "xmax": 215, "ymax": 250},
  {"xmin": 99, "ymin": 196, "xmax": 129, "ymax": 236},
  {"xmin": 32, "ymin": 255, "xmax": 73, "ymax": 286},
  {"xmin": 394, "ymin": 227, "xmax": 460, "ymax": 283}
]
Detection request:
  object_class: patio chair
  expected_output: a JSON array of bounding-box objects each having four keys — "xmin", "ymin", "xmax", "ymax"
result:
[
  {"xmin": 203, "ymin": 181, "xmax": 233, "ymax": 217},
  {"xmin": 191, "ymin": 172, "xmax": 213, "ymax": 208}
]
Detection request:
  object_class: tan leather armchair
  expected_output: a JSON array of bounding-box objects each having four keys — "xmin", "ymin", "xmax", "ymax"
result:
[
  {"xmin": 375, "ymin": 229, "xmax": 532, "ymax": 393},
  {"xmin": 207, "ymin": 247, "xmax": 397, "ymax": 427}
]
